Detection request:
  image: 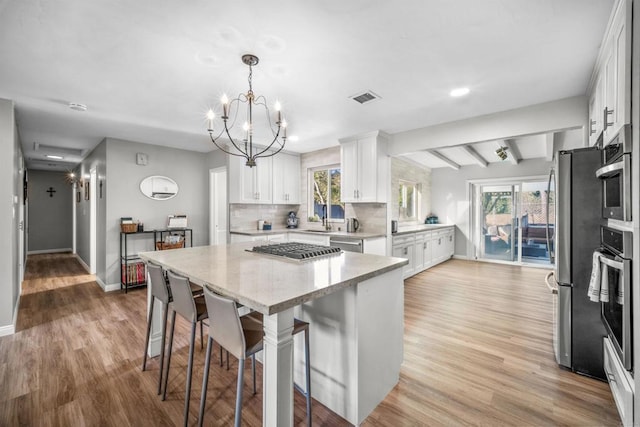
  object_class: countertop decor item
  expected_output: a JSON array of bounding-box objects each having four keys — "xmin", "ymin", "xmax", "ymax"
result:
[{"xmin": 206, "ymin": 54, "xmax": 289, "ymax": 168}]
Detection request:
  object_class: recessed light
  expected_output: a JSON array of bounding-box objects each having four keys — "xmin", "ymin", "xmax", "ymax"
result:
[
  {"xmin": 46, "ymin": 155, "xmax": 63, "ymax": 160},
  {"xmin": 68, "ymin": 102, "xmax": 87, "ymax": 111},
  {"xmin": 450, "ymin": 87, "xmax": 470, "ymax": 97}
]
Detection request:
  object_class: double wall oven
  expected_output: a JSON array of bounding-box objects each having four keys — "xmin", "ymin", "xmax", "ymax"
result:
[{"xmin": 597, "ymin": 226, "xmax": 633, "ymax": 370}]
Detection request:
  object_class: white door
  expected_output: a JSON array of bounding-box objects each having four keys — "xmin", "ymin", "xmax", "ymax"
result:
[{"xmin": 209, "ymin": 167, "xmax": 228, "ymax": 245}]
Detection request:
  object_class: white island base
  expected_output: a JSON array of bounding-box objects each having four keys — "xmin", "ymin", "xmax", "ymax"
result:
[{"xmin": 293, "ymin": 268, "xmax": 404, "ymax": 425}]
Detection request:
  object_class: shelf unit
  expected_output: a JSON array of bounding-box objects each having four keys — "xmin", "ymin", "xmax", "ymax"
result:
[{"xmin": 119, "ymin": 228, "xmax": 193, "ymax": 292}]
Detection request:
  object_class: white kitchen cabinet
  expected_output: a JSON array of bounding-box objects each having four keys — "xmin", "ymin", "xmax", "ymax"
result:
[
  {"xmin": 363, "ymin": 237, "xmax": 386, "ymax": 256},
  {"xmin": 588, "ymin": 0, "xmax": 631, "ymax": 145},
  {"xmin": 431, "ymin": 228, "xmax": 454, "ymax": 265},
  {"xmin": 339, "ymin": 131, "xmax": 389, "ymax": 203},
  {"xmin": 414, "ymin": 233, "xmax": 425, "ymax": 272},
  {"xmin": 392, "ymin": 234, "xmax": 415, "ymax": 279},
  {"xmin": 415, "ymin": 231, "xmax": 432, "ymax": 271},
  {"xmin": 603, "ymin": 337, "xmax": 634, "ymax": 427},
  {"xmin": 228, "ymin": 155, "xmax": 273, "ymax": 204},
  {"xmin": 288, "ymin": 232, "xmax": 330, "ymax": 246},
  {"xmin": 230, "ymin": 233, "xmax": 287, "ymax": 244},
  {"xmin": 272, "ymin": 152, "xmax": 300, "ymax": 204},
  {"xmin": 588, "ymin": 73, "xmax": 603, "ymax": 146}
]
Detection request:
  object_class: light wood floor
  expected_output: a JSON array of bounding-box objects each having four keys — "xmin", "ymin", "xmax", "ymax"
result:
[{"xmin": 0, "ymin": 253, "xmax": 620, "ymax": 426}]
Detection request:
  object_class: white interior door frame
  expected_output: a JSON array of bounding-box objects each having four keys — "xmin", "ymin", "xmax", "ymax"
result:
[
  {"xmin": 209, "ymin": 167, "xmax": 228, "ymax": 245},
  {"xmin": 90, "ymin": 168, "xmax": 97, "ymax": 274}
]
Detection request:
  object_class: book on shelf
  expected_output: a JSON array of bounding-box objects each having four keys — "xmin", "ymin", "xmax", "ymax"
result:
[{"xmin": 122, "ymin": 260, "xmax": 146, "ymax": 285}]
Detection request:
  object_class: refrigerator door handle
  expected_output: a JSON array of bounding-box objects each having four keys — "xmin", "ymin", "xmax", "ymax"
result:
[
  {"xmin": 546, "ymin": 168, "xmax": 555, "ymax": 264},
  {"xmin": 545, "ymin": 271, "xmax": 558, "ymax": 294}
]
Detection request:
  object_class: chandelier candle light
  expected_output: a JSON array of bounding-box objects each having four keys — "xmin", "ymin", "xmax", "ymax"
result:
[{"xmin": 206, "ymin": 54, "xmax": 288, "ymax": 167}]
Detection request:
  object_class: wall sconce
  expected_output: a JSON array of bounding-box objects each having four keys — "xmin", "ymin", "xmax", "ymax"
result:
[{"xmin": 496, "ymin": 146, "xmax": 509, "ymax": 161}]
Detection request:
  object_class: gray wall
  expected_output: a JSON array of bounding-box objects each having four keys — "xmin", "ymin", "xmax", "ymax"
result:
[
  {"xmin": 0, "ymin": 98, "xmax": 24, "ymax": 331},
  {"xmin": 28, "ymin": 170, "xmax": 73, "ymax": 252},
  {"xmin": 103, "ymin": 138, "xmax": 209, "ymax": 286},
  {"xmin": 431, "ymin": 158, "xmax": 551, "ymax": 258}
]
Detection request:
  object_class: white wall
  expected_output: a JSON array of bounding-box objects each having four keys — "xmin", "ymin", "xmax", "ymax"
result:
[{"xmin": 430, "ymin": 158, "xmax": 552, "ymax": 258}]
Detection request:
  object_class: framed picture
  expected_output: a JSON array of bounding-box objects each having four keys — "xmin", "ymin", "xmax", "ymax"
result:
[
  {"xmin": 84, "ymin": 183, "xmax": 90, "ymax": 200},
  {"xmin": 76, "ymin": 191, "xmax": 80, "ymax": 203}
]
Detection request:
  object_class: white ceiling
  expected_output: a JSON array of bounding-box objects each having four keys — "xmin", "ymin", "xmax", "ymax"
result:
[{"xmin": 0, "ymin": 0, "xmax": 614, "ymax": 171}]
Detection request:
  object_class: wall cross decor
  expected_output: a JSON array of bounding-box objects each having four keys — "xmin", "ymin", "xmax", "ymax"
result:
[{"xmin": 46, "ymin": 187, "xmax": 56, "ymax": 197}]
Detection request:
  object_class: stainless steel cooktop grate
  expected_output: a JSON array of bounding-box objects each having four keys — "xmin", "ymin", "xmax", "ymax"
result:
[{"xmin": 251, "ymin": 242, "xmax": 341, "ymax": 260}]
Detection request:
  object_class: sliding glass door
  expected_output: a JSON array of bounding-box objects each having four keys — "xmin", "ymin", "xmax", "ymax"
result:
[{"xmin": 472, "ymin": 177, "xmax": 554, "ymax": 265}]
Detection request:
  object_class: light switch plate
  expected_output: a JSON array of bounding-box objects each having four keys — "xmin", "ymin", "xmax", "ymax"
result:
[{"xmin": 136, "ymin": 153, "xmax": 148, "ymax": 165}]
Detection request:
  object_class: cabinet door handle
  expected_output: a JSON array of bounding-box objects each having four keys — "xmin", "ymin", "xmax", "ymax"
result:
[
  {"xmin": 449, "ymin": 236, "xmax": 452, "ymax": 242},
  {"xmin": 403, "ymin": 247, "xmax": 408, "ymax": 256},
  {"xmin": 354, "ymin": 190, "xmax": 357, "ymax": 198},
  {"xmin": 438, "ymin": 238, "xmax": 442, "ymax": 245},
  {"xmin": 604, "ymin": 107, "xmax": 614, "ymax": 130},
  {"xmin": 423, "ymin": 242, "xmax": 427, "ymax": 249}
]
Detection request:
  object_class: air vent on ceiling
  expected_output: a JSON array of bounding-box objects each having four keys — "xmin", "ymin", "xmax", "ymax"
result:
[
  {"xmin": 350, "ymin": 91, "xmax": 381, "ymax": 104},
  {"xmin": 33, "ymin": 142, "xmax": 85, "ymax": 157}
]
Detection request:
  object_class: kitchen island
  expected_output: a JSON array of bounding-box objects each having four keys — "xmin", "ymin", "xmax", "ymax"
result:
[{"xmin": 139, "ymin": 243, "xmax": 407, "ymax": 426}]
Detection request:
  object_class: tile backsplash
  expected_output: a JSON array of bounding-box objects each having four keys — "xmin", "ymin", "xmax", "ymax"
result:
[{"xmin": 230, "ymin": 204, "xmax": 300, "ymax": 230}]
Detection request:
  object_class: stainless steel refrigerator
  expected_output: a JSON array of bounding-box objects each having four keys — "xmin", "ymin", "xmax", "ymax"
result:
[{"xmin": 549, "ymin": 147, "xmax": 606, "ymax": 380}]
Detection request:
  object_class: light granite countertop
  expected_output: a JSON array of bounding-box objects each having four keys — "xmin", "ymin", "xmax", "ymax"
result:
[
  {"xmin": 230, "ymin": 228, "xmax": 386, "ymax": 239},
  {"xmin": 139, "ymin": 243, "xmax": 406, "ymax": 315},
  {"xmin": 393, "ymin": 224, "xmax": 454, "ymax": 236}
]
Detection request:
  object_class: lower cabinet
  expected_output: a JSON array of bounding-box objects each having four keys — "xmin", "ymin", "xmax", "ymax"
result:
[
  {"xmin": 230, "ymin": 233, "xmax": 287, "ymax": 244},
  {"xmin": 603, "ymin": 337, "xmax": 634, "ymax": 426},
  {"xmin": 393, "ymin": 226, "xmax": 454, "ymax": 279},
  {"xmin": 392, "ymin": 234, "xmax": 415, "ymax": 278}
]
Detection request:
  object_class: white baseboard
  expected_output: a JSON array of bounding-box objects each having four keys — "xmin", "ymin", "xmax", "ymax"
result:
[
  {"xmin": 74, "ymin": 254, "xmax": 90, "ymax": 272},
  {"xmin": 0, "ymin": 324, "xmax": 14, "ymax": 337},
  {"xmin": 452, "ymin": 255, "xmax": 469, "ymax": 260},
  {"xmin": 0, "ymin": 296, "xmax": 20, "ymax": 337},
  {"xmin": 27, "ymin": 247, "xmax": 73, "ymax": 255}
]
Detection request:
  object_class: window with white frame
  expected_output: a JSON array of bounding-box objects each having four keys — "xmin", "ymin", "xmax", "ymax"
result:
[
  {"xmin": 309, "ymin": 166, "xmax": 344, "ymax": 222},
  {"xmin": 399, "ymin": 180, "xmax": 419, "ymax": 221}
]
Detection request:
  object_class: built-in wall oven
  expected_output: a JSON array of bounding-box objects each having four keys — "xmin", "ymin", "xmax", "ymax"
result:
[
  {"xmin": 596, "ymin": 125, "xmax": 632, "ymax": 221},
  {"xmin": 598, "ymin": 225, "xmax": 633, "ymax": 371}
]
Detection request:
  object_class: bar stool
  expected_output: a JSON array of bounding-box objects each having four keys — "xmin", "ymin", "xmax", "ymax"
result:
[
  {"xmin": 141, "ymin": 262, "xmax": 172, "ymax": 395},
  {"xmin": 197, "ymin": 286, "xmax": 312, "ymax": 427},
  {"xmin": 164, "ymin": 271, "xmax": 209, "ymax": 427},
  {"xmin": 141, "ymin": 263, "xmax": 204, "ymax": 395}
]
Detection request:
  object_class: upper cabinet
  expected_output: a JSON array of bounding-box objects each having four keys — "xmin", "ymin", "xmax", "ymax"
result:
[
  {"xmin": 228, "ymin": 151, "xmax": 300, "ymax": 205},
  {"xmin": 272, "ymin": 152, "xmax": 301, "ymax": 204},
  {"xmin": 228, "ymin": 155, "xmax": 273, "ymax": 204},
  {"xmin": 588, "ymin": 0, "xmax": 631, "ymax": 146},
  {"xmin": 339, "ymin": 131, "xmax": 390, "ymax": 203}
]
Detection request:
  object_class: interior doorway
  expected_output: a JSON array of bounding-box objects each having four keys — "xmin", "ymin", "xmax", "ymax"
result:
[
  {"xmin": 209, "ymin": 167, "xmax": 227, "ymax": 245},
  {"xmin": 471, "ymin": 176, "xmax": 555, "ymax": 266}
]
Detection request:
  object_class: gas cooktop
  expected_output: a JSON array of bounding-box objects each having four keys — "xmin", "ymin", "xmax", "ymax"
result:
[{"xmin": 250, "ymin": 242, "xmax": 341, "ymax": 260}]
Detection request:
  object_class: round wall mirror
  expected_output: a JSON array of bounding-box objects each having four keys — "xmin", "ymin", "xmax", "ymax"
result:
[{"xmin": 140, "ymin": 176, "xmax": 178, "ymax": 200}]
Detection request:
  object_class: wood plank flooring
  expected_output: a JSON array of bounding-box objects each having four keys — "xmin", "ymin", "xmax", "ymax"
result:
[{"xmin": 0, "ymin": 253, "xmax": 620, "ymax": 426}]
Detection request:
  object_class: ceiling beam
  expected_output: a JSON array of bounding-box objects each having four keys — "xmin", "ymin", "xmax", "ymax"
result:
[
  {"xmin": 462, "ymin": 145, "xmax": 488, "ymax": 168},
  {"xmin": 545, "ymin": 132, "xmax": 557, "ymax": 161},
  {"xmin": 502, "ymin": 139, "xmax": 521, "ymax": 165},
  {"xmin": 427, "ymin": 150, "xmax": 460, "ymax": 170}
]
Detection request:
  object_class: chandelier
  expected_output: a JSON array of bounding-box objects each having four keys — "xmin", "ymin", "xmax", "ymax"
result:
[{"xmin": 206, "ymin": 54, "xmax": 287, "ymax": 167}]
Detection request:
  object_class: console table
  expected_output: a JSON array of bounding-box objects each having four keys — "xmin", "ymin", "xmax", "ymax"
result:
[{"xmin": 119, "ymin": 228, "xmax": 193, "ymax": 292}]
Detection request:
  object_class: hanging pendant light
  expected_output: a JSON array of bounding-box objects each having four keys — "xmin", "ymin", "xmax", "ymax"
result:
[{"xmin": 206, "ymin": 54, "xmax": 288, "ymax": 167}]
